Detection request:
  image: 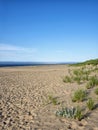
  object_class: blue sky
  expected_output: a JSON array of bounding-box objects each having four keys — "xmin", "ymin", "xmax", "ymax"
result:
[{"xmin": 0, "ymin": 0, "xmax": 98, "ymax": 62}]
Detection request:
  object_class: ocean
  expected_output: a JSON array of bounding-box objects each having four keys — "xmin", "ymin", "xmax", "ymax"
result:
[{"xmin": 0, "ymin": 61, "xmax": 76, "ymax": 67}]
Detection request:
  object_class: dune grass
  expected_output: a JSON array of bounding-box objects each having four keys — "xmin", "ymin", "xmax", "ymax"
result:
[
  {"xmin": 86, "ymin": 76, "xmax": 98, "ymax": 89},
  {"xmin": 72, "ymin": 89, "xmax": 87, "ymax": 102},
  {"xmin": 63, "ymin": 75, "xmax": 72, "ymax": 83},
  {"xmin": 87, "ymin": 98, "xmax": 95, "ymax": 110},
  {"xmin": 70, "ymin": 59, "xmax": 98, "ymax": 66},
  {"xmin": 63, "ymin": 67, "xmax": 90, "ymax": 84},
  {"xmin": 57, "ymin": 60, "xmax": 98, "ymax": 121},
  {"xmin": 95, "ymin": 88, "xmax": 98, "ymax": 95},
  {"xmin": 48, "ymin": 95, "xmax": 59, "ymax": 105}
]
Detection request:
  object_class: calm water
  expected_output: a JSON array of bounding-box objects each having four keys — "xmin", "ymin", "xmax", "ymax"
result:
[{"xmin": 0, "ymin": 61, "xmax": 76, "ymax": 67}]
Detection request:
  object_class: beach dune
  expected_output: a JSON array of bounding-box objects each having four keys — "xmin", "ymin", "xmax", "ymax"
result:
[{"xmin": 0, "ymin": 65, "xmax": 98, "ymax": 130}]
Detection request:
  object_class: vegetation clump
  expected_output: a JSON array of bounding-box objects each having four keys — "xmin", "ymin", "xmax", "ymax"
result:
[
  {"xmin": 95, "ymin": 88, "xmax": 98, "ymax": 95},
  {"xmin": 63, "ymin": 76, "xmax": 72, "ymax": 83},
  {"xmin": 71, "ymin": 59, "xmax": 98, "ymax": 66},
  {"xmin": 73, "ymin": 76, "xmax": 81, "ymax": 84},
  {"xmin": 48, "ymin": 95, "xmax": 59, "ymax": 105},
  {"xmin": 86, "ymin": 76, "xmax": 98, "ymax": 89},
  {"xmin": 73, "ymin": 68, "xmax": 90, "ymax": 84},
  {"xmin": 56, "ymin": 106, "xmax": 83, "ymax": 121},
  {"xmin": 60, "ymin": 59, "xmax": 98, "ymax": 121},
  {"xmin": 87, "ymin": 98, "xmax": 94, "ymax": 110},
  {"xmin": 63, "ymin": 68, "xmax": 90, "ymax": 85},
  {"xmin": 72, "ymin": 89, "xmax": 86, "ymax": 102}
]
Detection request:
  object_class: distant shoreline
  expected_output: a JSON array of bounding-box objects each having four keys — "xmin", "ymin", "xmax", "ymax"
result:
[{"xmin": 0, "ymin": 61, "xmax": 77, "ymax": 67}]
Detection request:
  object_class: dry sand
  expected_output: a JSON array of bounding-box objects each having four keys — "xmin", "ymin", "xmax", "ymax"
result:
[{"xmin": 0, "ymin": 65, "xmax": 98, "ymax": 130}]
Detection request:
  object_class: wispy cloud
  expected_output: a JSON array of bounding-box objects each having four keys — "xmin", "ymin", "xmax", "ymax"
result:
[
  {"xmin": 0, "ymin": 43, "xmax": 37, "ymax": 52},
  {"xmin": 0, "ymin": 43, "xmax": 37, "ymax": 61},
  {"xmin": 0, "ymin": 43, "xmax": 22, "ymax": 51}
]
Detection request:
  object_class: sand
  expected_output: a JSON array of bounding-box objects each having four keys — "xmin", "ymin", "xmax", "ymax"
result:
[{"xmin": 0, "ymin": 65, "xmax": 98, "ymax": 130}]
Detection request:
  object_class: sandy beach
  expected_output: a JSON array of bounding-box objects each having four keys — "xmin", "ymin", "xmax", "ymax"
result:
[{"xmin": 0, "ymin": 65, "xmax": 98, "ymax": 130}]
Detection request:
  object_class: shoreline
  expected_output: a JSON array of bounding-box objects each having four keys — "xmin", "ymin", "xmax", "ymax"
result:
[{"xmin": 0, "ymin": 61, "xmax": 76, "ymax": 67}]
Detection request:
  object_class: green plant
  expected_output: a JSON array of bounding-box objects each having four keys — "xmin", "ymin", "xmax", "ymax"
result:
[
  {"xmin": 56, "ymin": 107, "xmax": 76, "ymax": 118},
  {"xmin": 90, "ymin": 76, "xmax": 98, "ymax": 86},
  {"xmin": 87, "ymin": 98, "xmax": 94, "ymax": 110},
  {"xmin": 93, "ymin": 67, "xmax": 98, "ymax": 72},
  {"xmin": 56, "ymin": 106, "xmax": 83, "ymax": 120},
  {"xmin": 63, "ymin": 76, "xmax": 72, "ymax": 83},
  {"xmin": 86, "ymin": 76, "xmax": 98, "ymax": 89},
  {"xmin": 95, "ymin": 88, "xmax": 98, "ymax": 95},
  {"xmin": 72, "ymin": 68, "xmax": 90, "ymax": 84},
  {"xmin": 74, "ymin": 106, "xmax": 83, "ymax": 121},
  {"xmin": 82, "ymin": 74, "xmax": 89, "ymax": 81},
  {"xmin": 73, "ymin": 69, "xmax": 89, "ymax": 76},
  {"xmin": 86, "ymin": 83, "xmax": 92, "ymax": 89},
  {"xmin": 72, "ymin": 89, "xmax": 86, "ymax": 102},
  {"xmin": 48, "ymin": 95, "xmax": 59, "ymax": 105},
  {"xmin": 73, "ymin": 69, "xmax": 80, "ymax": 76},
  {"xmin": 73, "ymin": 76, "xmax": 81, "ymax": 84}
]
